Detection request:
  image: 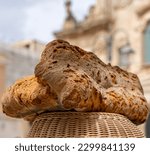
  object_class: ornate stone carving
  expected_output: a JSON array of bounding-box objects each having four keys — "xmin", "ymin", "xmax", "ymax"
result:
[{"xmin": 63, "ymin": 0, "xmax": 77, "ymax": 30}]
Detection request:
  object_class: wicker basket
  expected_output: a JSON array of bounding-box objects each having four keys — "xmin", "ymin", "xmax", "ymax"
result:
[{"xmin": 27, "ymin": 112, "xmax": 144, "ymax": 138}]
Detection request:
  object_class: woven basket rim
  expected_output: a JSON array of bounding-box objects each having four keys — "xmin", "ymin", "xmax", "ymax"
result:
[
  {"xmin": 35, "ymin": 111, "xmax": 131, "ymax": 122},
  {"xmin": 27, "ymin": 112, "xmax": 144, "ymax": 138}
]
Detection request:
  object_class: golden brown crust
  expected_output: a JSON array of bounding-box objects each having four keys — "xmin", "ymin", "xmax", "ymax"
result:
[
  {"xmin": 35, "ymin": 39, "xmax": 148, "ymax": 124},
  {"xmin": 1, "ymin": 75, "xmax": 59, "ymax": 119},
  {"xmin": 1, "ymin": 39, "xmax": 149, "ymax": 124}
]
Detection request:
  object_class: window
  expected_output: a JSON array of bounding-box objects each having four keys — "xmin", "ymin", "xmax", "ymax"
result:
[
  {"xmin": 24, "ymin": 44, "xmax": 30, "ymax": 49},
  {"xmin": 119, "ymin": 43, "xmax": 134, "ymax": 68},
  {"xmin": 144, "ymin": 21, "xmax": 150, "ymax": 64},
  {"xmin": 119, "ymin": 51, "xmax": 129, "ymax": 67}
]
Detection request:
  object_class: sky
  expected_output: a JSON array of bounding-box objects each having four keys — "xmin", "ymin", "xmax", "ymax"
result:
[{"xmin": 0, "ymin": 0, "xmax": 96, "ymax": 44}]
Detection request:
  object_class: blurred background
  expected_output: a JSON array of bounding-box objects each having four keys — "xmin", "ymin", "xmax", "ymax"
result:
[{"xmin": 0, "ymin": 0, "xmax": 150, "ymax": 137}]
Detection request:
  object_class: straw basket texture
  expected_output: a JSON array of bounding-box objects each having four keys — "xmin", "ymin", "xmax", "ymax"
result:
[{"xmin": 27, "ymin": 112, "xmax": 144, "ymax": 138}]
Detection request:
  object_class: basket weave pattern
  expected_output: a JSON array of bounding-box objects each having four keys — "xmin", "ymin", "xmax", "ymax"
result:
[{"xmin": 27, "ymin": 112, "xmax": 144, "ymax": 138}]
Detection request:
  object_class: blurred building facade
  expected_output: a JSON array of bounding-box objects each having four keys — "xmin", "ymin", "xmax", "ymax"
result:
[
  {"xmin": 55, "ymin": 0, "xmax": 150, "ymax": 106},
  {"xmin": 0, "ymin": 40, "xmax": 44, "ymax": 137}
]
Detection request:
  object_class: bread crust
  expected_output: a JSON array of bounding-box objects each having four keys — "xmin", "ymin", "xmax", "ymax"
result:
[
  {"xmin": 35, "ymin": 40, "xmax": 148, "ymax": 124},
  {"xmin": 1, "ymin": 75, "xmax": 60, "ymax": 121},
  {"xmin": 1, "ymin": 40, "xmax": 148, "ymax": 124}
]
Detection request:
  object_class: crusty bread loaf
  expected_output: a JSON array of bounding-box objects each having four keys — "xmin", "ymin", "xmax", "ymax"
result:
[
  {"xmin": 1, "ymin": 39, "xmax": 148, "ymax": 124},
  {"xmin": 35, "ymin": 40, "xmax": 148, "ymax": 124},
  {"xmin": 1, "ymin": 75, "xmax": 61, "ymax": 121}
]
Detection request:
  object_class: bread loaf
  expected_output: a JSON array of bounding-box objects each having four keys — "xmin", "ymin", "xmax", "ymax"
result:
[
  {"xmin": 1, "ymin": 39, "xmax": 148, "ymax": 124},
  {"xmin": 35, "ymin": 40, "xmax": 148, "ymax": 124},
  {"xmin": 1, "ymin": 75, "xmax": 60, "ymax": 121}
]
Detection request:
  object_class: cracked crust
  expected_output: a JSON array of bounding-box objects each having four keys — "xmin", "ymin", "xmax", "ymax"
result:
[
  {"xmin": 35, "ymin": 40, "xmax": 148, "ymax": 124},
  {"xmin": 1, "ymin": 39, "xmax": 148, "ymax": 124}
]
